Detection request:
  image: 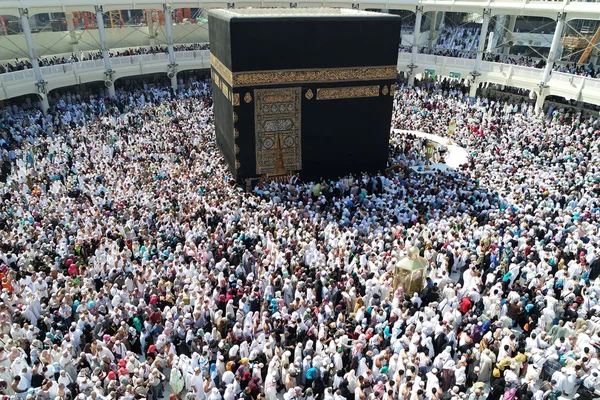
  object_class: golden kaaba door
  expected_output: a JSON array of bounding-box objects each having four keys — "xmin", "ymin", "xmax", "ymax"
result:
[{"xmin": 254, "ymin": 87, "xmax": 302, "ymax": 175}]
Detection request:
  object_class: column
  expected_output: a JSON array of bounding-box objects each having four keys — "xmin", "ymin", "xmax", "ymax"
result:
[
  {"xmin": 20, "ymin": 8, "xmax": 49, "ymax": 114},
  {"xmin": 541, "ymin": 12, "xmax": 566, "ymax": 85},
  {"xmin": 408, "ymin": 6, "xmax": 423, "ymax": 86},
  {"xmin": 428, "ymin": 11, "xmax": 438, "ymax": 49},
  {"xmin": 163, "ymin": 4, "xmax": 175, "ymax": 65},
  {"xmin": 468, "ymin": 79, "xmax": 477, "ymax": 97},
  {"xmin": 95, "ymin": 6, "xmax": 115, "ymax": 97},
  {"xmin": 473, "ymin": 9, "xmax": 491, "ymax": 74},
  {"xmin": 469, "ymin": 8, "xmax": 491, "ymax": 97},
  {"xmin": 65, "ymin": 12, "xmax": 80, "ymax": 55},
  {"xmin": 164, "ymin": 4, "xmax": 177, "ymax": 90},
  {"xmin": 492, "ymin": 15, "xmax": 506, "ymax": 53},
  {"xmin": 170, "ymin": 73, "xmax": 178, "ymax": 91},
  {"xmin": 19, "ymin": 8, "xmax": 42, "ymax": 82},
  {"xmin": 95, "ymin": 6, "xmax": 110, "ymax": 71},
  {"xmin": 146, "ymin": 9, "xmax": 156, "ymax": 46},
  {"xmin": 503, "ymin": 15, "xmax": 517, "ymax": 55},
  {"xmin": 39, "ymin": 94, "xmax": 49, "ymax": 114},
  {"xmin": 535, "ymin": 90, "xmax": 546, "ymax": 114},
  {"xmin": 535, "ymin": 13, "xmax": 565, "ymax": 114}
]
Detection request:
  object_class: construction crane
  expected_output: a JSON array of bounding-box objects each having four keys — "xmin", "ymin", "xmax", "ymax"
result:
[
  {"xmin": 174, "ymin": 8, "xmax": 192, "ymax": 23},
  {"xmin": 0, "ymin": 16, "xmax": 7, "ymax": 36},
  {"xmin": 109, "ymin": 10, "xmax": 123, "ymax": 28},
  {"xmin": 144, "ymin": 9, "xmax": 165, "ymax": 25},
  {"xmin": 72, "ymin": 12, "xmax": 96, "ymax": 30},
  {"xmin": 578, "ymin": 26, "xmax": 600, "ymax": 64}
]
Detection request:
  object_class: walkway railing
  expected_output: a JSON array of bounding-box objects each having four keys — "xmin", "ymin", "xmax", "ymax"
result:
[{"xmin": 2, "ymin": 49, "xmax": 600, "ymax": 105}]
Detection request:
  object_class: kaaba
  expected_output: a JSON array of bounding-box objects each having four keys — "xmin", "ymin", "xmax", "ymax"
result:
[{"xmin": 208, "ymin": 8, "xmax": 401, "ymax": 185}]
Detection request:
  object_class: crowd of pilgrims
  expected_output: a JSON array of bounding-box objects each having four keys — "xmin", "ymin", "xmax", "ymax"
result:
[
  {"xmin": 0, "ymin": 36, "xmax": 596, "ymax": 78},
  {"xmin": 0, "ymin": 44, "xmax": 210, "ymax": 74},
  {"xmin": 0, "ymin": 74, "xmax": 598, "ymax": 400},
  {"xmin": 399, "ymin": 44, "xmax": 600, "ymax": 78}
]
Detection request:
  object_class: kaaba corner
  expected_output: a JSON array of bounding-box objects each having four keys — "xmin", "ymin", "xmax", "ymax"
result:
[{"xmin": 208, "ymin": 8, "xmax": 401, "ymax": 186}]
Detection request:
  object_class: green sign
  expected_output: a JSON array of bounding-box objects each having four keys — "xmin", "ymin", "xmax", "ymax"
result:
[
  {"xmin": 424, "ymin": 69, "xmax": 435, "ymax": 77},
  {"xmin": 450, "ymin": 72, "xmax": 461, "ymax": 79}
]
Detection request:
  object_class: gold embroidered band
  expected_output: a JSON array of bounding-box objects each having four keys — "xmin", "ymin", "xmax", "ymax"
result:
[
  {"xmin": 210, "ymin": 53, "xmax": 397, "ymax": 88},
  {"xmin": 316, "ymin": 86, "xmax": 380, "ymax": 100}
]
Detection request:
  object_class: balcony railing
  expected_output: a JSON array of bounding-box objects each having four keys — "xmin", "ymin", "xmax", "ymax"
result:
[
  {"xmin": 1, "ymin": 49, "xmax": 600, "ymax": 104},
  {"xmin": 1, "ymin": 50, "xmax": 210, "ymax": 83}
]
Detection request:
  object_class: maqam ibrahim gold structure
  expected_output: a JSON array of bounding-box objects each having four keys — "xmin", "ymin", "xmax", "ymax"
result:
[{"xmin": 393, "ymin": 246, "xmax": 428, "ymax": 296}]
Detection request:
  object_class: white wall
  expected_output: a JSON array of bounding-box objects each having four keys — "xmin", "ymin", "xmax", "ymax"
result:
[
  {"xmin": 0, "ymin": 34, "xmax": 31, "ymax": 61},
  {"xmin": 511, "ymin": 32, "xmax": 554, "ymax": 48},
  {"xmin": 401, "ymin": 31, "xmax": 429, "ymax": 47}
]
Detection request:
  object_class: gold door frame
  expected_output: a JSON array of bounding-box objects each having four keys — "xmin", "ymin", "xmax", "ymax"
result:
[{"xmin": 254, "ymin": 87, "xmax": 302, "ymax": 175}]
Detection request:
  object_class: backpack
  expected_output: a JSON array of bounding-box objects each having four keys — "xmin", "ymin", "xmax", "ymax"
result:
[
  {"xmin": 544, "ymin": 391, "xmax": 561, "ymax": 400},
  {"xmin": 516, "ymin": 383, "xmax": 530, "ymax": 398},
  {"xmin": 474, "ymin": 299, "xmax": 485, "ymax": 316}
]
